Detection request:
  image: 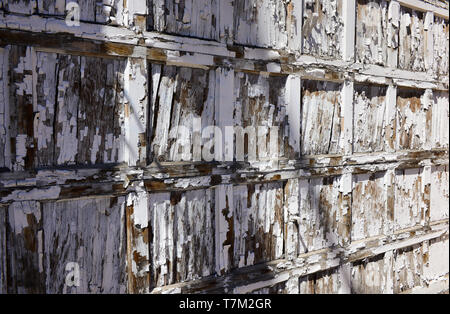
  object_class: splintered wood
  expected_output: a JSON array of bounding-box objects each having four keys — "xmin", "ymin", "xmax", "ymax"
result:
[{"xmin": 0, "ymin": 0, "xmax": 448, "ymax": 294}]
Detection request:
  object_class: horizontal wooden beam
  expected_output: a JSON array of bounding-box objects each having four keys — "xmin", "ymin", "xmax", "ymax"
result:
[{"xmin": 0, "ymin": 14, "xmax": 448, "ymax": 90}]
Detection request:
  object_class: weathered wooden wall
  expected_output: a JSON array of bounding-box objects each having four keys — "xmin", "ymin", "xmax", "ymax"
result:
[{"xmin": 0, "ymin": 0, "xmax": 449, "ymax": 294}]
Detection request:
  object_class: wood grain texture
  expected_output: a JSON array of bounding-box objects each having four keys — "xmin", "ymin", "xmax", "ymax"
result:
[
  {"xmin": 149, "ymin": 189, "xmax": 215, "ymax": 287},
  {"xmin": 301, "ymin": 80, "xmax": 343, "ymax": 156},
  {"xmin": 6, "ymin": 201, "xmax": 44, "ymax": 293},
  {"xmin": 302, "ymin": 0, "xmax": 344, "ymax": 59},
  {"xmin": 42, "ymin": 197, "xmax": 127, "ymax": 293}
]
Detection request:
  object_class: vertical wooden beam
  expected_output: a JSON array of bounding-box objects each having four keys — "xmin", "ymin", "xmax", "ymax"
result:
[
  {"xmin": 215, "ymin": 184, "xmax": 233, "ymax": 276},
  {"xmin": 126, "ymin": 188, "xmax": 150, "ymax": 293},
  {"xmin": 387, "ymin": 1, "xmax": 400, "ymax": 68},
  {"xmin": 0, "ymin": 47, "xmax": 11, "ymax": 170},
  {"xmin": 338, "ymin": 263, "xmax": 352, "ymax": 294},
  {"xmin": 124, "ymin": 56, "xmax": 148, "ymax": 167},
  {"xmin": 424, "ymin": 11, "xmax": 435, "ymax": 74},
  {"xmin": 0, "ymin": 205, "xmax": 6, "ymax": 294},
  {"xmin": 342, "ymin": 80, "xmax": 354, "ymax": 156},
  {"xmin": 284, "ymin": 178, "xmax": 299, "ymax": 260},
  {"xmin": 286, "ymin": 75, "xmax": 301, "ymax": 158},
  {"xmin": 287, "ymin": 0, "xmax": 303, "ymax": 52},
  {"xmin": 219, "ymin": 0, "xmax": 234, "ymax": 44},
  {"xmin": 385, "ymin": 85, "xmax": 397, "ymax": 153},
  {"xmin": 343, "ymin": 0, "xmax": 356, "ymax": 62},
  {"xmin": 215, "ymin": 67, "xmax": 234, "ymax": 162}
]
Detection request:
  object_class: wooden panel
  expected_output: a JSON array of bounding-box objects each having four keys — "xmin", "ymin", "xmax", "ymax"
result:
[
  {"xmin": 351, "ymin": 253, "xmax": 393, "ymax": 294},
  {"xmin": 298, "ymin": 175, "xmax": 350, "ymax": 253},
  {"xmin": 399, "ymin": 7, "xmax": 427, "ymax": 72},
  {"xmin": 234, "ymin": 72, "xmax": 292, "ymax": 160},
  {"xmin": 423, "ymin": 237, "xmax": 449, "ymax": 283},
  {"xmin": 233, "ymin": 0, "xmax": 301, "ymax": 51},
  {"xmin": 394, "ymin": 168, "xmax": 427, "ymax": 230},
  {"xmin": 353, "ymin": 84, "xmax": 389, "ymax": 153},
  {"xmin": 37, "ymin": 0, "xmax": 126, "ymax": 25},
  {"xmin": 0, "ymin": 0, "xmax": 36, "ymax": 14},
  {"xmin": 396, "ymin": 88, "xmax": 431, "ymax": 151},
  {"xmin": 356, "ymin": 0, "xmax": 392, "ymax": 66},
  {"xmin": 42, "ymin": 197, "xmax": 127, "ymax": 293},
  {"xmin": 393, "ymin": 244, "xmax": 423, "ymax": 293},
  {"xmin": 352, "ymin": 172, "xmax": 393, "ymax": 241},
  {"xmin": 302, "ymin": 0, "xmax": 344, "ymax": 59},
  {"xmin": 15, "ymin": 51, "xmax": 125, "ymax": 168},
  {"xmin": 150, "ymin": 65, "xmax": 215, "ymax": 162},
  {"xmin": 301, "ymin": 80, "xmax": 343, "ymax": 156},
  {"xmin": 151, "ymin": 0, "xmax": 219, "ymax": 40},
  {"xmin": 149, "ymin": 189, "xmax": 215, "ymax": 288},
  {"xmin": 215, "ymin": 183, "xmax": 284, "ymax": 275},
  {"xmin": 37, "ymin": 0, "xmax": 66, "ymax": 15},
  {"xmin": 299, "ymin": 268, "xmax": 346, "ymax": 294},
  {"xmin": 6, "ymin": 201, "xmax": 44, "ymax": 293},
  {"xmin": 230, "ymin": 183, "xmax": 284, "ymax": 268}
]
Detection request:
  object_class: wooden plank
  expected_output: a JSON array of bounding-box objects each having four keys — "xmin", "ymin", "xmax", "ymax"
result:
[
  {"xmin": 0, "ymin": 205, "xmax": 6, "ymax": 293},
  {"xmin": 233, "ymin": 72, "xmax": 290, "ymax": 161},
  {"xmin": 8, "ymin": 45, "xmax": 34, "ymax": 171},
  {"xmin": 149, "ymin": 65, "xmax": 215, "ymax": 162},
  {"xmin": 356, "ymin": 0, "xmax": 399, "ymax": 67},
  {"xmin": 0, "ymin": 47, "xmax": 11, "ymax": 170},
  {"xmin": 430, "ymin": 165, "xmax": 449, "ymax": 222},
  {"xmin": 126, "ymin": 189, "xmax": 150, "ymax": 293}
]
